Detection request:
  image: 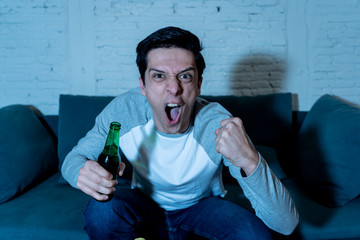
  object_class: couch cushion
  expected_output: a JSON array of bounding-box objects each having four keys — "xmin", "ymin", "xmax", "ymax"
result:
[
  {"xmin": 0, "ymin": 105, "xmax": 57, "ymax": 204},
  {"xmin": 201, "ymin": 93, "xmax": 293, "ymax": 147},
  {"xmin": 256, "ymin": 145, "xmax": 287, "ymax": 180},
  {"xmin": 58, "ymin": 95, "xmax": 114, "ymax": 183},
  {"xmin": 0, "ymin": 173, "xmax": 90, "ymax": 240},
  {"xmin": 284, "ymin": 179, "xmax": 360, "ymax": 239},
  {"xmin": 296, "ymin": 94, "xmax": 360, "ymax": 207}
]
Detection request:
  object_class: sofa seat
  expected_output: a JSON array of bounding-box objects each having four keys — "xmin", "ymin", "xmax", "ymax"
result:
[
  {"xmin": 283, "ymin": 179, "xmax": 360, "ymax": 240},
  {"xmin": 0, "ymin": 172, "xmax": 89, "ymax": 240}
]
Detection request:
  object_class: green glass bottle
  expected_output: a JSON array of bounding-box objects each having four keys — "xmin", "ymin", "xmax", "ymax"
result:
[{"xmin": 97, "ymin": 122, "xmax": 121, "ymax": 180}]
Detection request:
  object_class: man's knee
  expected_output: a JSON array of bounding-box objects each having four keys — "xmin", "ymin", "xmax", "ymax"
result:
[
  {"xmin": 194, "ymin": 197, "xmax": 273, "ymax": 240},
  {"xmin": 235, "ymin": 217, "xmax": 273, "ymax": 240},
  {"xmin": 84, "ymin": 197, "xmax": 137, "ymax": 239}
]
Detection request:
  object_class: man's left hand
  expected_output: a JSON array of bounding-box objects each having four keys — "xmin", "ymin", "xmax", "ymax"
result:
[{"xmin": 215, "ymin": 117, "xmax": 259, "ymax": 176}]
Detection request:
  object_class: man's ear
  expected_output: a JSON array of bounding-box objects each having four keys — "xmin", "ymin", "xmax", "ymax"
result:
[{"xmin": 139, "ymin": 77, "xmax": 146, "ymax": 96}]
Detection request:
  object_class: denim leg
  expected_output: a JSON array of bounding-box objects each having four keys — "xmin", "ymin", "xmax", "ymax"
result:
[
  {"xmin": 168, "ymin": 196, "xmax": 273, "ymax": 240},
  {"xmin": 84, "ymin": 186, "xmax": 169, "ymax": 240}
]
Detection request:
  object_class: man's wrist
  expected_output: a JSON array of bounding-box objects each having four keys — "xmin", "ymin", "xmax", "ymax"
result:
[{"xmin": 241, "ymin": 152, "xmax": 260, "ymax": 177}]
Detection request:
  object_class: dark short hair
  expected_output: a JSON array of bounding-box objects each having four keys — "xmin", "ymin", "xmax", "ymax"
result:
[{"xmin": 136, "ymin": 26, "xmax": 206, "ymax": 83}]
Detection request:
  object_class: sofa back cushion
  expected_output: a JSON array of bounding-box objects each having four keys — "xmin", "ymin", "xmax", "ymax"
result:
[
  {"xmin": 296, "ymin": 94, "xmax": 360, "ymax": 207},
  {"xmin": 57, "ymin": 95, "xmax": 114, "ymax": 183},
  {"xmin": 0, "ymin": 105, "xmax": 57, "ymax": 203},
  {"xmin": 201, "ymin": 93, "xmax": 293, "ymax": 147}
]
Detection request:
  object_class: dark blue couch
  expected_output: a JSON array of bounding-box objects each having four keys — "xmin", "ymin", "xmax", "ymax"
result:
[{"xmin": 1, "ymin": 92, "xmax": 359, "ymax": 240}]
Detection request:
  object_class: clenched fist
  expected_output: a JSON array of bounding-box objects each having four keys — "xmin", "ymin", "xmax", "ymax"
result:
[{"xmin": 215, "ymin": 117, "xmax": 259, "ymax": 176}]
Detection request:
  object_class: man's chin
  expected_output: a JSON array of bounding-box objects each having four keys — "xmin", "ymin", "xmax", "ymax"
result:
[
  {"xmin": 163, "ymin": 125, "xmax": 182, "ymax": 134},
  {"xmin": 162, "ymin": 121, "xmax": 188, "ymax": 135}
]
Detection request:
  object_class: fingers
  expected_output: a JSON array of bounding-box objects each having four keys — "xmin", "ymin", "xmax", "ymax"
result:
[
  {"xmin": 89, "ymin": 160, "xmax": 113, "ymax": 180},
  {"xmin": 220, "ymin": 117, "xmax": 237, "ymax": 127},
  {"xmin": 220, "ymin": 117, "xmax": 244, "ymax": 129},
  {"xmin": 118, "ymin": 162, "xmax": 126, "ymax": 176},
  {"xmin": 216, "ymin": 117, "xmax": 244, "ymax": 135},
  {"xmin": 76, "ymin": 160, "xmax": 118, "ymax": 201},
  {"xmin": 77, "ymin": 176, "xmax": 112, "ymax": 201},
  {"xmin": 215, "ymin": 118, "xmax": 238, "ymax": 155}
]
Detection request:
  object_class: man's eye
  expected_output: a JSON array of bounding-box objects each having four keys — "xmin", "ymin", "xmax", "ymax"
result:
[
  {"xmin": 179, "ymin": 73, "xmax": 192, "ymax": 81},
  {"xmin": 154, "ymin": 73, "xmax": 164, "ymax": 79}
]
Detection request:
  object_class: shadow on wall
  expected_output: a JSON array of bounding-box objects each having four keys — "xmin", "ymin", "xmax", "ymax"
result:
[
  {"xmin": 228, "ymin": 53, "xmax": 298, "ymax": 176},
  {"xmin": 229, "ymin": 54, "xmax": 286, "ymax": 92},
  {"xmin": 229, "ymin": 53, "xmax": 299, "ymax": 110}
]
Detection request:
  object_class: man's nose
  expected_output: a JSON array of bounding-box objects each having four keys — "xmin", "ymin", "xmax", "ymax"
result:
[{"xmin": 167, "ymin": 77, "xmax": 183, "ymax": 95}]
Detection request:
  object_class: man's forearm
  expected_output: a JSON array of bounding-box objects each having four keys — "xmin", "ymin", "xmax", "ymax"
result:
[
  {"xmin": 225, "ymin": 155, "xmax": 299, "ymax": 235},
  {"xmin": 61, "ymin": 151, "xmax": 87, "ymax": 188}
]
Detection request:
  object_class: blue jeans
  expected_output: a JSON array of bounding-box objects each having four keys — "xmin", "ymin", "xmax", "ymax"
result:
[{"xmin": 84, "ymin": 186, "xmax": 272, "ymax": 240}]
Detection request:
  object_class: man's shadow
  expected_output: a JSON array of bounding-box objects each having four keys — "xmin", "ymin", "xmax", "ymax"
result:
[
  {"xmin": 228, "ymin": 53, "xmax": 288, "ymax": 97},
  {"xmin": 228, "ymin": 53, "xmax": 294, "ymax": 168}
]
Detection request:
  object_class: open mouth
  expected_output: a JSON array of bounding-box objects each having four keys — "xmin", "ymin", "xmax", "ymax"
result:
[{"xmin": 165, "ymin": 103, "xmax": 181, "ymax": 124}]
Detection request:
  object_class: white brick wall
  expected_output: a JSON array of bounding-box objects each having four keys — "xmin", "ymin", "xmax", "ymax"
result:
[
  {"xmin": 285, "ymin": 0, "xmax": 360, "ymax": 110},
  {"xmin": 0, "ymin": 0, "xmax": 68, "ymax": 114},
  {"xmin": 0, "ymin": 0, "xmax": 359, "ymax": 114}
]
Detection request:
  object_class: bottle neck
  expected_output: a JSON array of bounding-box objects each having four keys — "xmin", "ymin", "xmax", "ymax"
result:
[{"xmin": 103, "ymin": 122, "xmax": 120, "ymax": 155}]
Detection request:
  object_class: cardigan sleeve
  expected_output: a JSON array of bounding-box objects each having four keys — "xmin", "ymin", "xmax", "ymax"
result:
[{"xmin": 224, "ymin": 154, "xmax": 299, "ymax": 235}]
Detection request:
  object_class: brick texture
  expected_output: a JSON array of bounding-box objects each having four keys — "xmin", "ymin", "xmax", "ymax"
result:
[
  {"xmin": 0, "ymin": 0, "xmax": 68, "ymax": 114},
  {"xmin": 0, "ymin": 0, "xmax": 359, "ymax": 114}
]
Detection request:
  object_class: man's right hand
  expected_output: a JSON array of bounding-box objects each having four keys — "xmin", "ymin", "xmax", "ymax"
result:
[{"xmin": 77, "ymin": 160, "xmax": 126, "ymax": 201}]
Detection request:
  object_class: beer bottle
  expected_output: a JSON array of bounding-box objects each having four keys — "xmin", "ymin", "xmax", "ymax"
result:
[{"xmin": 97, "ymin": 122, "xmax": 121, "ymax": 180}]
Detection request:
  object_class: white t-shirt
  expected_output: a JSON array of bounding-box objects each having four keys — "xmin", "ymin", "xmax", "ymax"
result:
[{"xmin": 120, "ymin": 119, "xmax": 225, "ymax": 210}]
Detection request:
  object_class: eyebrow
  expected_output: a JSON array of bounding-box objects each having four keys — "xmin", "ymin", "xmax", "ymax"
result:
[
  {"xmin": 149, "ymin": 67, "xmax": 196, "ymax": 74},
  {"xmin": 149, "ymin": 68, "xmax": 165, "ymax": 73}
]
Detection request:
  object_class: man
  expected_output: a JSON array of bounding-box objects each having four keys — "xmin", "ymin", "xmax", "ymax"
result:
[{"xmin": 61, "ymin": 26, "xmax": 299, "ymax": 240}]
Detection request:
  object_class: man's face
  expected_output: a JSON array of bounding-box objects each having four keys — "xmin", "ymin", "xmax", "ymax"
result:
[{"xmin": 140, "ymin": 47, "xmax": 203, "ymax": 134}]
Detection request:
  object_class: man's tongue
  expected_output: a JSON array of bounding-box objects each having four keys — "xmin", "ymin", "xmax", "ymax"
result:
[
  {"xmin": 166, "ymin": 104, "xmax": 181, "ymax": 123},
  {"xmin": 169, "ymin": 107, "xmax": 180, "ymax": 121}
]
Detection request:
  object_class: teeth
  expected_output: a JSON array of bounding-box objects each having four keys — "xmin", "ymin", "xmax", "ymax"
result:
[{"xmin": 167, "ymin": 103, "xmax": 179, "ymax": 107}]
